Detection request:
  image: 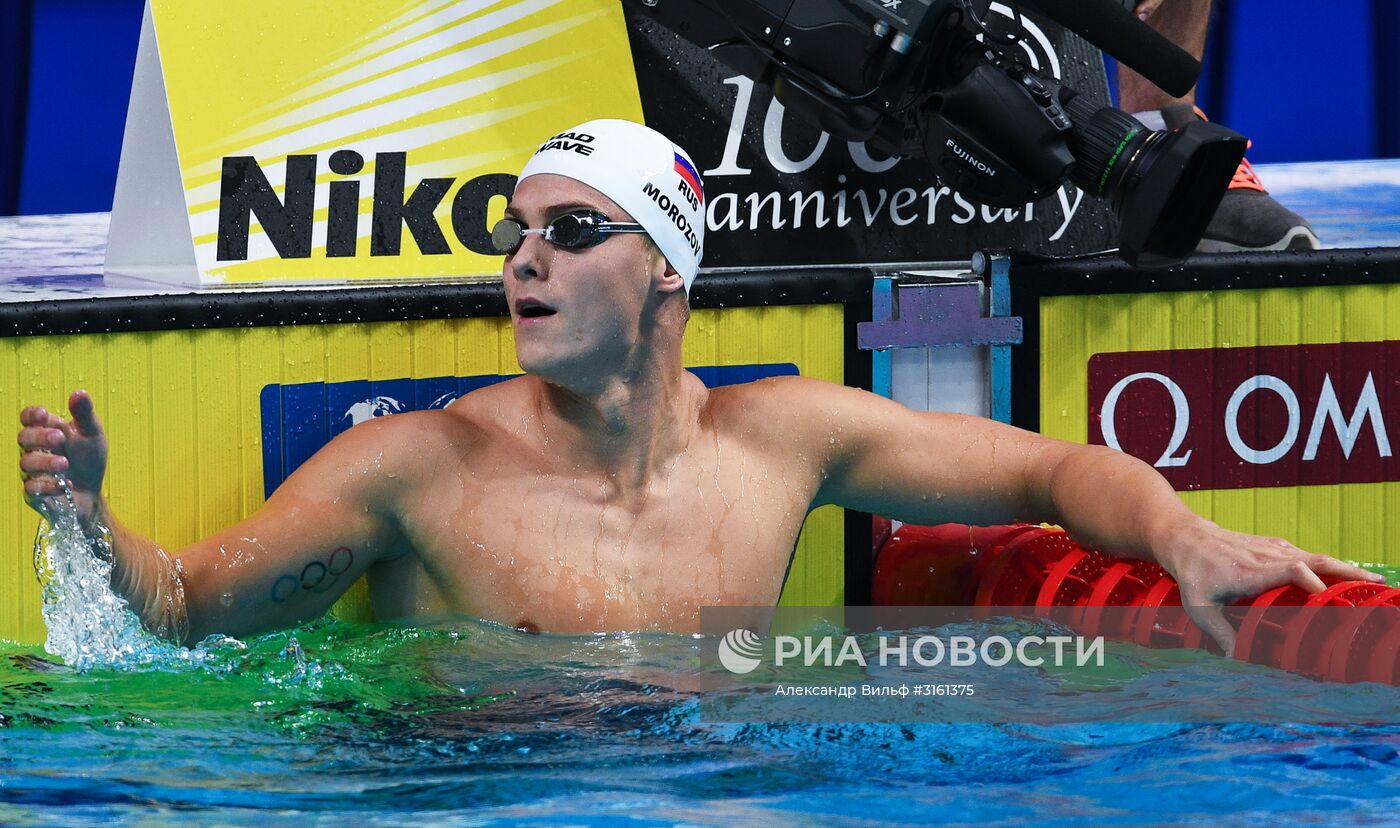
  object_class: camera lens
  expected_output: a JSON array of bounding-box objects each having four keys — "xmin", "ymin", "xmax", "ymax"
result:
[
  {"xmin": 1063, "ymin": 95, "xmax": 1248, "ymax": 266},
  {"xmin": 1065, "ymin": 105, "xmax": 1156, "ymax": 204}
]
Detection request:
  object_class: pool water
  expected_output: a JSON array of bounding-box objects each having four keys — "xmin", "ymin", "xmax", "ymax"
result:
[{"xmin": 2, "ymin": 610, "xmax": 1399, "ymax": 827}]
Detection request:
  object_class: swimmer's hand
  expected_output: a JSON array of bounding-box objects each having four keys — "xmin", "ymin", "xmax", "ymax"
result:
[
  {"xmin": 1154, "ymin": 518, "xmax": 1386, "ymax": 658},
  {"xmin": 1133, "ymin": 0, "xmax": 1167, "ymax": 20},
  {"xmin": 18, "ymin": 390, "xmax": 108, "ymax": 526}
]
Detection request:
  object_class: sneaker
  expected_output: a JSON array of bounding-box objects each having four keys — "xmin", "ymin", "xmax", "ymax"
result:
[{"xmin": 1159, "ymin": 104, "xmax": 1321, "ymax": 253}]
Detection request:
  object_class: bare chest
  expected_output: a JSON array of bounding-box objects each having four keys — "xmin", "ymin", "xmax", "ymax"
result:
[{"xmin": 374, "ymin": 442, "xmax": 817, "ymax": 632}]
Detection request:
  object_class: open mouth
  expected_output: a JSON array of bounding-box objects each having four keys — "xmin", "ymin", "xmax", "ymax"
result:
[{"xmin": 515, "ymin": 299, "xmax": 557, "ymax": 319}]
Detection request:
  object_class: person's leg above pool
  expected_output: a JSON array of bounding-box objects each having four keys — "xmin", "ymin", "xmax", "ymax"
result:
[
  {"xmin": 1119, "ymin": 0, "xmax": 1319, "ymax": 252},
  {"xmin": 18, "ymin": 120, "xmax": 1377, "ymax": 656}
]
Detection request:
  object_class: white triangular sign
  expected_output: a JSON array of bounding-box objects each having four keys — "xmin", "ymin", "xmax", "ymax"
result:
[{"xmin": 104, "ymin": 0, "xmax": 198, "ymax": 285}]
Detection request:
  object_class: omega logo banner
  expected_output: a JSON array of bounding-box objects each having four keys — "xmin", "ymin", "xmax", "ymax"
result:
[
  {"xmin": 105, "ymin": 0, "xmax": 1114, "ymax": 287},
  {"xmin": 1088, "ymin": 343, "xmax": 1399, "ymax": 491}
]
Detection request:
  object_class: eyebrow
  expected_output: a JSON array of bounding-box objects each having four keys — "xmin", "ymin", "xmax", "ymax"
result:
[{"xmin": 503, "ymin": 201, "xmax": 602, "ymax": 223}]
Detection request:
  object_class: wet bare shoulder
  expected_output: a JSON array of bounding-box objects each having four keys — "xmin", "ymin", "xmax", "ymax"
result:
[
  {"xmin": 440, "ymin": 376, "xmax": 543, "ymax": 443},
  {"xmin": 708, "ymin": 375, "xmax": 850, "ymax": 450},
  {"xmin": 332, "ymin": 407, "xmax": 483, "ymax": 479},
  {"xmin": 319, "ymin": 377, "xmax": 543, "ymax": 479},
  {"xmin": 711, "ymin": 374, "xmax": 922, "ymax": 471}
]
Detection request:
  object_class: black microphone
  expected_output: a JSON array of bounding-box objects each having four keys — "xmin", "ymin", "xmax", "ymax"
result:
[{"xmin": 1025, "ymin": 0, "xmax": 1201, "ymax": 97}]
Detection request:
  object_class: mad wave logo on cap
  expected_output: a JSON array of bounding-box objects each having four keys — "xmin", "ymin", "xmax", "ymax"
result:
[
  {"xmin": 718, "ymin": 628, "xmax": 764, "ymax": 674},
  {"xmin": 536, "ymin": 130, "xmax": 596, "ymax": 157},
  {"xmin": 673, "ymin": 152, "xmax": 704, "ymax": 206}
]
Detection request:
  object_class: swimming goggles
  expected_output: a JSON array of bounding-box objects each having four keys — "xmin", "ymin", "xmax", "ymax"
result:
[{"xmin": 491, "ymin": 210, "xmax": 647, "ymax": 255}]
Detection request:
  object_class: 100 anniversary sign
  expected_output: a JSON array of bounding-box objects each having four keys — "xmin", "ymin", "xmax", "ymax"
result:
[
  {"xmin": 621, "ymin": 5, "xmax": 1117, "ymax": 270},
  {"xmin": 107, "ymin": 0, "xmax": 1115, "ymax": 286}
]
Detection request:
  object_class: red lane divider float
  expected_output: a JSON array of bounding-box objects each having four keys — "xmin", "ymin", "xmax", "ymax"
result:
[
  {"xmin": 870, "ymin": 523, "xmax": 1042, "ymax": 606},
  {"xmin": 871, "ymin": 522, "xmax": 1397, "ymax": 685}
]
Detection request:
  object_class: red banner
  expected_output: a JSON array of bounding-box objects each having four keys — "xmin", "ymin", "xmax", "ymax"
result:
[{"xmin": 1088, "ymin": 342, "xmax": 1399, "ymax": 490}]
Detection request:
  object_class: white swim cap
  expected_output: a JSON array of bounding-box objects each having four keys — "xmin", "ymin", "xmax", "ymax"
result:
[{"xmin": 517, "ymin": 119, "xmax": 705, "ymax": 292}]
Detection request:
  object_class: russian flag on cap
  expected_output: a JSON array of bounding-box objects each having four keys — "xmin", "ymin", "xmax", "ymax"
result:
[{"xmin": 674, "ymin": 153, "xmax": 704, "ymax": 204}]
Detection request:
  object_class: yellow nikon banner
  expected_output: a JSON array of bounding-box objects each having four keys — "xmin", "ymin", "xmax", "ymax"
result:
[
  {"xmin": 1038, "ymin": 280, "xmax": 1400, "ymax": 568},
  {"xmin": 1, "ymin": 304, "xmax": 847, "ymax": 645},
  {"xmin": 104, "ymin": 0, "xmax": 1122, "ymax": 286},
  {"xmin": 106, "ymin": 0, "xmax": 643, "ymax": 286}
]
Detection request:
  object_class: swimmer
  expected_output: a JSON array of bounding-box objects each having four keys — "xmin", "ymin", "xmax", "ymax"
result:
[{"xmin": 18, "ymin": 119, "xmax": 1381, "ymax": 656}]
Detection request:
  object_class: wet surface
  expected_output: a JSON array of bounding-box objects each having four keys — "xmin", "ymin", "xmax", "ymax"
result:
[
  {"xmin": 0, "ymin": 159, "xmax": 1396, "ymax": 304},
  {"xmin": 1, "ymin": 618, "xmax": 1399, "ymax": 826}
]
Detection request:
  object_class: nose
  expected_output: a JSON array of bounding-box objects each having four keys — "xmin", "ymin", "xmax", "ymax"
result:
[{"xmin": 508, "ymin": 232, "xmax": 551, "ymax": 282}]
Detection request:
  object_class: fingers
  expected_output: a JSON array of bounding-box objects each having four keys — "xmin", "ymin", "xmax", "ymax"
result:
[
  {"xmin": 1165, "ymin": 525, "xmax": 1390, "ymax": 662},
  {"xmin": 18, "ymin": 404, "xmax": 74, "ymax": 513},
  {"xmin": 20, "ymin": 450, "xmax": 68, "ymax": 475},
  {"xmin": 17, "ymin": 425, "xmax": 65, "ymax": 452},
  {"xmin": 19, "ymin": 405, "xmax": 73, "ymax": 451},
  {"xmin": 19, "ymin": 430, "xmax": 70, "ymax": 515},
  {"xmin": 19, "ymin": 393, "xmax": 101, "ymax": 441},
  {"xmin": 1253, "ymin": 538, "xmax": 1386, "ymax": 589},
  {"xmin": 1287, "ymin": 560, "xmax": 1329, "ymax": 594},
  {"xmin": 18, "ymin": 395, "xmax": 101, "ymax": 522},
  {"xmin": 19, "ymin": 405, "xmax": 66, "ymax": 431},
  {"xmin": 22, "ymin": 474, "xmax": 69, "ymax": 520},
  {"xmin": 68, "ymin": 390, "xmax": 104, "ymax": 438},
  {"xmin": 1306, "ymin": 555, "xmax": 1388, "ymax": 585},
  {"xmin": 1186, "ymin": 603, "xmax": 1236, "ymax": 659},
  {"xmin": 23, "ymin": 474, "xmax": 65, "ymax": 499}
]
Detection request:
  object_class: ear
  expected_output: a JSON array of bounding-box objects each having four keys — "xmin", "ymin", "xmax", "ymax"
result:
[{"xmin": 652, "ymin": 249, "xmax": 686, "ymax": 296}]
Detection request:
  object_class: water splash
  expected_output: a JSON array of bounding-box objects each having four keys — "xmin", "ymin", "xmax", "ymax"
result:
[
  {"xmin": 267, "ymin": 633, "xmax": 342, "ymax": 691},
  {"xmin": 31, "ymin": 475, "xmax": 217, "ymax": 672}
]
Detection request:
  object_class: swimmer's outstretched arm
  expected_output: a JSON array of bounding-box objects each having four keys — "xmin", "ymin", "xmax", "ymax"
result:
[
  {"xmin": 766, "ymin": 377, "xmax": 1386, "ymax": 655},
  {"xmin": 19, "ymin": 391, "xmax": 412, "ymax": 644}
]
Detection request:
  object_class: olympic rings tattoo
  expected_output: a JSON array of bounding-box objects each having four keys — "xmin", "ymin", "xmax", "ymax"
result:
[{"xmin": 269, "ymin": 546, "xmax": 355, "ymax": 604}]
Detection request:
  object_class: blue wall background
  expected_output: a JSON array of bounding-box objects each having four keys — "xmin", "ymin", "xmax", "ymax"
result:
[{"xmin": 1, "ymin": 0, "xmax": 1397, "ymax": 216}]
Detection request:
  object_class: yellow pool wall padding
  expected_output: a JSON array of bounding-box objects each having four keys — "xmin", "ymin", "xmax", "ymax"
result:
[
  {"xmin": 1041, "ymin": 284, "xmax": 1399, "ymax": 567},
  {"xmin": 2, "ymin": 304, "xmax": 847, "ymax": 645}
]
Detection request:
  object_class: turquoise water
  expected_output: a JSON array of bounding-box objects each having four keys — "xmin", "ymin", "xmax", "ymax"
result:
[
  {"xmin": 2, "ymin": 617, "xmax": 1399, "ymax": 827},
  {"xmin": 9, "ymin": 502, "xmax": 1399, "ymax": 825}
]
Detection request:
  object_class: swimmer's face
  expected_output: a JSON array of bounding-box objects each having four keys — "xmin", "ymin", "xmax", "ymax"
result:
[{"xmin": 502, "ymin": 174, "xmax": 675, "ymax": 383}]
